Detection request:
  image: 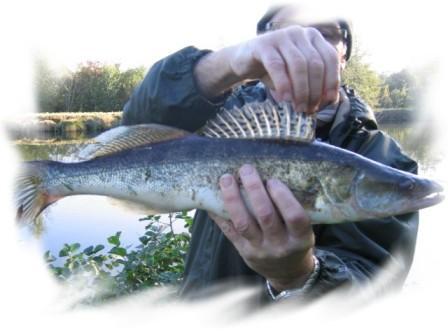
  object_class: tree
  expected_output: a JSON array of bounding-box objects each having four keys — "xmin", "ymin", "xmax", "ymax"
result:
[
  {"xmin": 342, "ymin": 44, "xmax": 382, "ymax": 108},
  {"xmin": 384, "ymin": 69, "xmax": 417, "ymax": 108},
  {"xmin": 378, "ymin": 84, "xmax": 393, "ymax": 108},
  {"xmin": 35, "ymin": 58, "xmax": 63, "ymax": 112},
  {"xmin": 116, "ymin": 67, "xmax": 146, "ymax": 104},
  {"xmin": 36, "ymin": 61, "xmax": 146, "ymax": 112}
]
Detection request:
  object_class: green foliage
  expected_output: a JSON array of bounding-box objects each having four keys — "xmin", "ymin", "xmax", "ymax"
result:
[
  {"xmin": 44, "ymin": 212, "xmax": 193, "ymax": 304},
  {"xmin": 36, "ymin": 48, "xmax": 420, "ymax": 114},
  {"xmin": 382, "ymin": 69, "xmax": 420, "ymax": 108},
  {"xmin": 342, "ymin": 45, "xmax": 382, "ymax": 108},
  {"xmin": 342, "ymin": 41, "xmax": 421, "ymax": 109},
  {"xmin": 35, "ymin": 59, "xmax": 146, "ymax": 113},
  {"xmin": 35, "ymin": 59, "xmax": 64, "ymax": 112}
]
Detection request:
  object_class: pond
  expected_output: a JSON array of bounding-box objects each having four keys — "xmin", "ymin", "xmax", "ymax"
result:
[{"xmin": 13, "ymin": 123, "xmax": 446, "ymax": 288}]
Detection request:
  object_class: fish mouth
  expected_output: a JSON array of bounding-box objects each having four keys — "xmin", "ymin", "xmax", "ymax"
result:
[
  {"xmin": 353, "ymin": 172, "xmax": 445, "ymax": 217},
  {"xmin": 406, "ymin": 182, "xmax": 445, "ymax": 212}
]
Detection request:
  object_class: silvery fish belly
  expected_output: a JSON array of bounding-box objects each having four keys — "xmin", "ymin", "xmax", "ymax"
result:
[{"xmin": 15, "ymin": 101, "xmax": 444, "ymax": 226}]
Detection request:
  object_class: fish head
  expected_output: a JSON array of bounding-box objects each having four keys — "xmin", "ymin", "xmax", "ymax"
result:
[{"xmin": 352, "ymin": 165, "xmax": 444, "ymax": 218}]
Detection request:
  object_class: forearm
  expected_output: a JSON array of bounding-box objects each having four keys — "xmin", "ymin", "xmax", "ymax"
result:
[
  {"xmin": 193, "ymin": 45, "xmax": 242, "ymax": 100},
  {"xmin": 122, "ymin": 46, "xmax": 223, "ymax": 131}
]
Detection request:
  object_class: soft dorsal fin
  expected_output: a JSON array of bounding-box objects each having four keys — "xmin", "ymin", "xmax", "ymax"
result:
[
  {"xmin": 200, "ymin": 100, "xmax": 316, "ymax": 142},
  {"xmin": 77, "ymin": 124, "xmax": 190, "ymax": 160}
]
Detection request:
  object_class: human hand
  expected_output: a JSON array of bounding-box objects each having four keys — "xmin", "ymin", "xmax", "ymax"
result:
[
  {"xmin": 228, "ymin": 25, "xmax": 341, "ymax": 114},
  {"xmin": 209, "ymin": 164, "xmax": 315, "ymax": 292}
]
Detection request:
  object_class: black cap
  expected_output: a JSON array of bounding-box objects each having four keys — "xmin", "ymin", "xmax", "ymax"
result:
[
  {"xmin": 256, "ymin": 5, "xmax": 283, "ymax": 35},
  {"xmin": 338, "ymin": 19, "xmax": 352, "ymax": 61}
]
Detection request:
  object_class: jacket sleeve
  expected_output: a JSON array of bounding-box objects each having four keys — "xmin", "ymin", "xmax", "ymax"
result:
[
  {"xmin": 308, "ymin": 125, "xmax": 419, "ymax": 299},
  {"xmin": 121, "ymin": 46, "xmax": 226, "ymax": 131}
]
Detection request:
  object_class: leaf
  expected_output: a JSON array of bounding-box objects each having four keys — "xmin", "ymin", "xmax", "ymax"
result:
[
  {"xmin": 109, "ymin": 247, "xmax": 127, "ymax": 257},
  {"xmin": 93, "ymin": 244, "xmax": 105, "ymax": 253},
  {"xmin": 83, "ymin": 246, "xmax": 94, "ymax": 255},
  {"xmin": 92, "ymin": 256, "xmax": 104, "ymax": 264},
  {"xmin": 59, "ymin": 244, "xmax": 70, "ymax": 257},
  {"xmin": 107, "ymin": 232, "xmax": 121, "ymax": 246},
  {"xmin": 139, "ymin": 215, "xmax": 154, "ymax": 222},
  {"xmin": 70, "ymin": 243, "xmax": 81, "ymax": 252},
  {"xmin": 44, "ymin": 251, "xmax": 56, "ymax": 263},
  {"xmin": 139, "ymin": 236, "xmax": 149, "ymax": 245}
]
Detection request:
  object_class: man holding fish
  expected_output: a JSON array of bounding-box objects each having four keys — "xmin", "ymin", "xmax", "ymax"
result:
[{"xmin": 110, "ymin": 5, "xmax": 425, "ymax": 301}]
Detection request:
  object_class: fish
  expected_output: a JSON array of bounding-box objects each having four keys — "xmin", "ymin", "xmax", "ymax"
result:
[{"xmin": 15, "ymin": 101, "xmax": 444, "ymax": 226}]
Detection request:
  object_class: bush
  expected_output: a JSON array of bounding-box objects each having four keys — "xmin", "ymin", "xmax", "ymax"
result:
[
  {"xmin": 36, "ymin": 59, "xmax": 146, "ymax": 112},
  {"xmin": 44, "ymin": 211, "xmax": 193, "ymax": 304}
]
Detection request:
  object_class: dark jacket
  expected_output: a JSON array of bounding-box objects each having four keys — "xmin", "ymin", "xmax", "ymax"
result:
[{"xmin": 122, "ymin": 46, "xmax": 419, "ymax": 302}]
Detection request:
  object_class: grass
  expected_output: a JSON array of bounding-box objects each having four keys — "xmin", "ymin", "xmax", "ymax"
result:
[
  {"xmin": 6, "ymin": 109, "xmax": 414, "ymax": 140},
  {"xmin": 7, "ymin": 112, "xmax": 123, "ymax": 138}
]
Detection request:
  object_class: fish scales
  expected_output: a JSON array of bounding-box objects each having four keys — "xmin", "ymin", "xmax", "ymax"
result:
[
  {"xmin": 19, "ymin": 134, "xmax": 444, "ymax": 225},
  {"xmin": 15, "ymin": 101, "xmax": 444, "ymax": 226}
]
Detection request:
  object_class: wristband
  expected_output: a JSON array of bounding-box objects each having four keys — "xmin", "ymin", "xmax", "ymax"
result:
[{"xmin": 266, "ymin": 255, "xmax": 321, "ymax": 301}]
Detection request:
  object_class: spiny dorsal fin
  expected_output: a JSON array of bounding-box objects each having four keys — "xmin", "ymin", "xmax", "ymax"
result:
[
  {"xmin": 77, "ymin": 124, "xmax": 190, "ymax": 160},
  {"xmin": 200, "ymin": 100, "xmax": 316, "ymax": 142}
]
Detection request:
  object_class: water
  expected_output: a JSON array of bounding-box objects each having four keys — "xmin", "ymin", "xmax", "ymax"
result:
[
  {"xmin": 13, "ymin": 125, "xmax": 445, "ymax": 279},
  {"xmin": 15, "ymin": 134, "xmax": 176, "ymax": 256}
]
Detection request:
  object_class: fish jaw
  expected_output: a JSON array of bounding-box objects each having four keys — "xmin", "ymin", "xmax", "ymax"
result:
[{"xmin": 353, "ymin": 168, "xmax": 445, "ymax": 218}]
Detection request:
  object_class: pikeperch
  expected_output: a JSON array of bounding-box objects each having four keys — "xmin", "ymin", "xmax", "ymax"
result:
[{"xmin": 15, "ymin": 101, "xmax": 444, "ymax": 226}]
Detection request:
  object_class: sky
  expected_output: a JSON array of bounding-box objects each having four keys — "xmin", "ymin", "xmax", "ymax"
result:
[
  {"xmin": 1, "ymin": 0, "xmax": 448, "ymax": 334},
  {"xmin": 5, "ymin": 0, "xmax": 444, "ymax": 74}
]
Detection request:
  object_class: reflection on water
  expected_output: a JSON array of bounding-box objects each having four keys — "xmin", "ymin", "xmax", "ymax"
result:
[
  {"xmin": 13, "ymin": 123, "xmax": 443, "ymax": 256},
  {"xmin": 16, "ymin": 141, "xmax": 86, "ymax": 162},
  {"xmin": 381, "ymin": 123, "xmax": 442, "ymax": 175}
]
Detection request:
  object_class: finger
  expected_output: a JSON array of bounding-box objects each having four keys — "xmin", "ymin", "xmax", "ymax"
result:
[
  {"xmin": 208, "ymin": 212, "xmax": 244, "ymax": 249},
  {"xmin": 288, "ymin": 30, "xmax": 325, "ymax": 114},
  {"xmin": 239, "ymin": 164, "xmax": 285, "ymax": 238},
  {"xmin": 302, "ymin": 30, "xmax": 326, "ymax": 113},
  {"xmin": 279, "ymin": 41, "xmax": 310, "ymax": 113},
  {"xmin": 219, "ymin": 174, "xmax": 262, "ymax": 243},
  {"xmin": 266, "ymin": 178, "xmax": 312, "ymax": 238},
  {"xmin": 255, "ymin": 47, "xmax": 292, "ymax": 102},
  {"xmin": 310, "ymin": 29, "xmax": 340, "ymax": 104}
]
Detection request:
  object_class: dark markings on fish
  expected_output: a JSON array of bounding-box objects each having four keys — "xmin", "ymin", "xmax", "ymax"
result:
[
  {"xmin": 191, "ymin": 189, "xmax": 196, "ymax": 201},
  {"xmin": 144, "ymin": 169, "xmax": 151, "ymax": 182},
  {"xmin": 291, "ymin": 176, "xmax": 321, "ymax": 210},
  {"xmin": 17, "ymin": 204, "xmax": 24, "ymax": 219},
  {"xmin": 63, "ymin": 183, "xmax": 74, "ymax": 192},
  {"xmin": 15, "ymin": 118, "xmax": 444, "ymax": 226}
]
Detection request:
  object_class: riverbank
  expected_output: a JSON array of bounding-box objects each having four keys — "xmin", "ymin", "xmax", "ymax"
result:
[
  {"xmin": 5, "ymin": 109, "xmax": 414, "ymax": 139},
  {"xmin": 374, "ymin": 108, "xmax": 415, "ymax": 124},
  {"xmin": 6, "ymin": 112, "xmax": 122, "ymax": 139}
]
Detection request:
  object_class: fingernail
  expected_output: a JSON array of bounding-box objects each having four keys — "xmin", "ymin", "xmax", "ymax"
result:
[
  {"xmin": 220, "ymin": 174, "xmax": 233, "ymax": 188},
  {"xmin": 239, "ymin": 164, "xmax": 253, "ymax": 177}
]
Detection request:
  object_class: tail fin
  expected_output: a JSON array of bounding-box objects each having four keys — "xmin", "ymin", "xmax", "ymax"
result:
[{"xmin": 15, "ymin": 161, "xmax": 59, "ymax": 225}]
